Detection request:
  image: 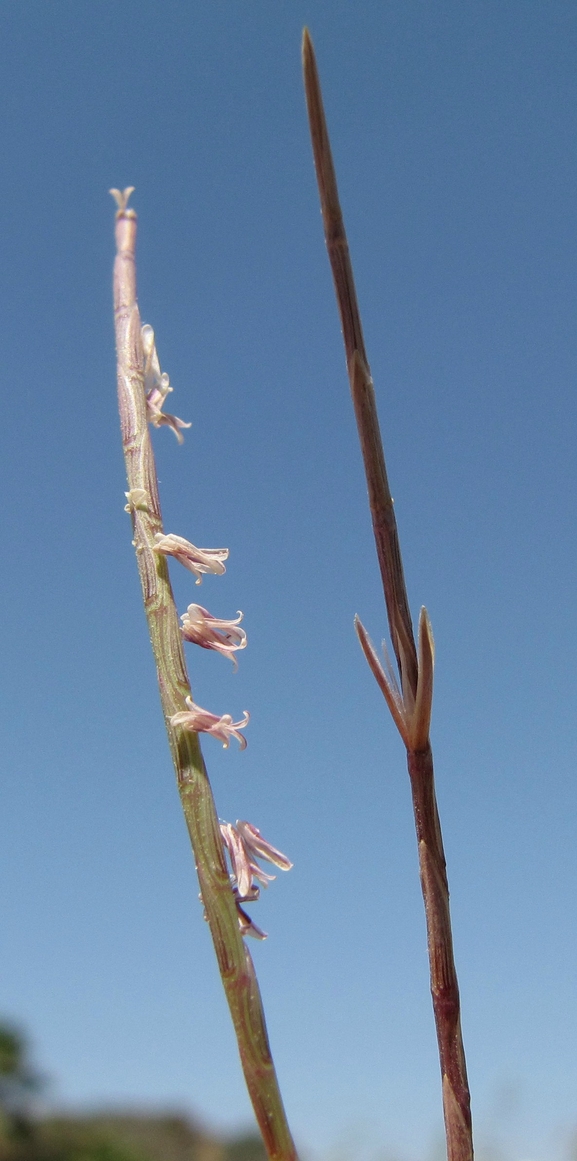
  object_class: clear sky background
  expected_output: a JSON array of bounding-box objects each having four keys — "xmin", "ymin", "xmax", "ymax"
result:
[{"xmin": 0, "ymin": 3, "xmax": 575, "ymax": 1161}]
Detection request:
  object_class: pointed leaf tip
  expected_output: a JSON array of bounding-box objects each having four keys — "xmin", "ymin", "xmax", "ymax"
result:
[
  {"xmin": 409, "ymin": 606, "xmax": 435, "ymax": 750},
  {"xmin": 302, "ymin": 26, "xmax": 316, "ymax": 69},
  {"xmin": 355, "ymin": 616, "xmax": 411, "ymax": 747}
]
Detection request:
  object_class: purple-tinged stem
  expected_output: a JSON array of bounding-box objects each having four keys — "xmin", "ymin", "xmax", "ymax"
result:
[
  {"xmin": 302, "ymin": 31, "xmax": 473, "ymax": 1161},
  {"xmin": 111, "ymin": 198, "xmax": 298, "ymax": 1161}
]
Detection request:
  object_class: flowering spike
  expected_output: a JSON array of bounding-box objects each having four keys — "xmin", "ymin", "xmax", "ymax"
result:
[
  {"xmin": 153, "ymin": 534, "xmax": 228, "ymax": 584},
  {"xmin": 170, "ymin": 697, "xmax": 249, "ymax": 749},
  {"xmin": 141, "ymin": 323, "xmax": 191, "ymax": 442},
  {"xmin": 112, "ymin": 183, "xmax": 298, "ymax": 1158},
  {"xmin": 181, "ymin": 604, "xmax": 246, "ymax": 669}
]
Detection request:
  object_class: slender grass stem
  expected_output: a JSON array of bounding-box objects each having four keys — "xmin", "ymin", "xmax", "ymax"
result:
[
  {"xmin": 302, "ymin": 31, "xmax": 473, "ymax": 1161},
  {"xmin": 111, "ymin": 199, "xmax": 298, "ymax": 1161}
]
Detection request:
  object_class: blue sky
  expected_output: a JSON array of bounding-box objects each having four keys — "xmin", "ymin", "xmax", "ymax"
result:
[{"xmin": 0, "ymin": 3, "xmax": 576, "ymax": 1160}]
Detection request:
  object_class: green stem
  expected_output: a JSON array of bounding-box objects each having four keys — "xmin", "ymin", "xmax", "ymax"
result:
[{"xmin": 111, "ymin": 202, "xmax": 298, "ymax": 1161}]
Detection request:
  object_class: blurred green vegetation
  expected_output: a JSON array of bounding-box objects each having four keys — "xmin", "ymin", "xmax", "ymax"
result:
[{"xmin": 0, "ymin": 1024, "xmax": 267, "ymax": 1161}]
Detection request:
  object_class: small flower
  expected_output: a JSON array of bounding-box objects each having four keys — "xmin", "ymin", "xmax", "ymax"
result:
[
  {"xmin": 198, "ymin": 885, "xmax": 267, "ymax": 940},
  {"xmin": 220, "ymin": 823, "xmax": 271, "ymax": 897},
  {"xmin": 170, "ymin": 697, "xmax": 249, "ymax": 749},
  {"xmin": 181, "ymin": 604, "xmax": 246, "ymax": 669},
  {"xmin": 124, "ymin": 488, "xmax": 148, "ymax": 513},
  {"xmin": 220, "ymin": 820, "xmax": 293, "ymax": 940},
  {"xmin": 235, "ymin": 821, "xmax": 293, "ymax": 873},
  {"xmin": 153, "ymin": 533, "xmax": 228, "ymax": 584},
  {"xmin": 110, "ymin": 187, "xmax": 135, "ymax": 216},
  {"xmin": 141, "ymin": 323, "xmax": 191, "ymax": 443},
  {"xmin": 235, "ymin": 900, "xmax": 267, "ymax": 941}
]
